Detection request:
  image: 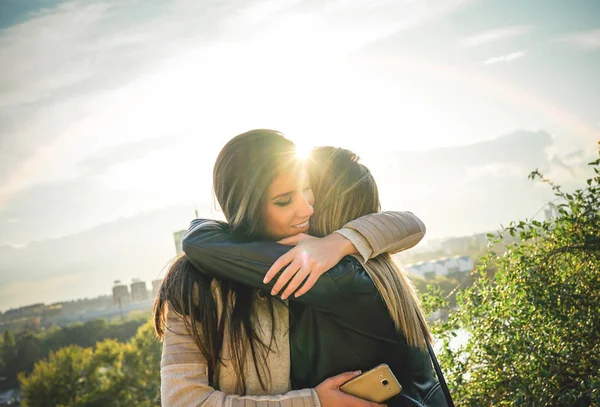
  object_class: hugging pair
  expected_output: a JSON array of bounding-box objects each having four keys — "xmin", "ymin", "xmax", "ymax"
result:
[{"xmin": 154, "ymin": 129, "xmax": 451, "ymax": 407}]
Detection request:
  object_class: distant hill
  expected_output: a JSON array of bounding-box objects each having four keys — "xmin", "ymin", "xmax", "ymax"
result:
[{"xmin": 0, "ymin": 204, "xmax": 200, "ymax": 310}]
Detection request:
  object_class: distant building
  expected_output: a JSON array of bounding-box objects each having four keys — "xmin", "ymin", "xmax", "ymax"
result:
[
  {"xmin": 152, "ymin": 279, "xmax": 163, "ymax": 299},
  {"xmin": 174, "ymin": 230, "xmax": 187, "ymax": 255},
  {"xmin": 428, "ymin": 234, "xmax": 489, "ymax": 255},
  {"xmin": 544, "ymin": 204, "xmax": 559, "ymax": 221},
  {"xmin": 130, "ymin": 279, "xmax": 148, "ymax": 303},
  {"xmin": 112, "ymin": 280, "xmax": 131, "ymax": 307},
  {"xmin": 407, "ymin": 256, "xmax": 474, "ymax": 279}
]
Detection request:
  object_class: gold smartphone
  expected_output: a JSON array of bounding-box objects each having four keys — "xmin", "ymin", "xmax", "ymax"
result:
[{"xmin": 339, "ymin": 364, "xmax": 402, "ymax": 403}]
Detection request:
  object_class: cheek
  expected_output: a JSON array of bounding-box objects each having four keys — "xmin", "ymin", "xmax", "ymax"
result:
[
  {"xmin": 306, "ymin": 190, "xmax": 315, "ymax": 207},
  {"xmin": 264, "ymin": 205, "xmax": 294, "ymax": 232}
]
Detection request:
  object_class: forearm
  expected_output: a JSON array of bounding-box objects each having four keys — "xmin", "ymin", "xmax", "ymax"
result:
[
  {"xmin": 216, "ymin": 390, "xmax": 320, "ymax": 407},
  {"xmin": 161, "ymin": 309, "xmax": 320, "ymax": 407},
  {"xmin": 336, "ymin": 211, "xmax": 426, "ymax": 262},
  {"xmin": 320, "ymin": 232, "xmax": 357, "ymax": 257},
  {"xmin": 182, "ymin": 220, "xmax": 343, "ymax": 308},
  {"xmin": 162, "ymin": 367, "xmax": 319, "ymax": 407}
]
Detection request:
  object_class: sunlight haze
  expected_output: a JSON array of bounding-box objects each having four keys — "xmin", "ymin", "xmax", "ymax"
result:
[{"xmin": 0, "ymin": 0, "xmax": 598, "ymax": 310}]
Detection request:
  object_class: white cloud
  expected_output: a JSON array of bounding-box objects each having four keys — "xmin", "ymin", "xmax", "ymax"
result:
[
  {"xmin": 461, "ymin": 25, "xmax": 532, "ymax": 47},
  {"xmin": 483, "ymin": 50, "xmax": 526, "ymax": 65},
  {"xmin": 0, "ymin": 0, "xmax": 217, "ymax": 109},
  {"xmin": 0, "ymin": 2, "xmax": 112, "ymax": 108},
  {"xmin": 557, "ymin": 28, "xmax": 600, "ymax": 50},
  {"xmin": 463, "ymin": 162, "xmax": 526, "ymax": 183},
  {"xmin": 0, "ymin": 0, "xmax": 479, "ymax": 205},
  {"xmin": 0, "ymin": 0, "xmax": 478, "ymax": 110},
  {"xmin": 542, "ymin": 149, "xmax": 598, "ymax": 185},
  {"xmin": 225, "ymin": 0, "xmax": 478, "ymax": 59}
]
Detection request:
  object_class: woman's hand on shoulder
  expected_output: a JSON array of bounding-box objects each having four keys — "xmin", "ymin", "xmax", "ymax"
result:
[{"xmin": 263, "ymin": 233, "xmax": 355, "ymax": 299}]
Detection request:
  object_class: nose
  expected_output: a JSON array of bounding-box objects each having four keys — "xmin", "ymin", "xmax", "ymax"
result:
[{"xmin": 297, "ymin": 192, "xmax": 314, "ymax": 219}]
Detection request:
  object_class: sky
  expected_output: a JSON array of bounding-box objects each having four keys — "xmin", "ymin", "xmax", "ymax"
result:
[{"xmin": 0, "ymin": 0, "xmax": 599, "ymax": 310}]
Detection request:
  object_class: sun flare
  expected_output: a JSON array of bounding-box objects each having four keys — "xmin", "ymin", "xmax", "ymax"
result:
[
  {"xmin": 295, "ymin": 143, "xmax": 313, "ymax": 160},
  {"xmin": 288, "ymin": 134, "xmax": 314, "ymax": 160}
]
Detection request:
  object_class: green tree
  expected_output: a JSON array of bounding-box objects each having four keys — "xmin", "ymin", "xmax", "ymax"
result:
[
  {"xmin": 435, "ymin": 150, "xmax": 600, "ymax": 406},
  {"xmin": 15, "ymin": 333, "xmax": 42, "ymax": 376},
  {"xmin": 76, "ymin": 321, "xmax": 162, "ymax": 407},
  {"xmin": 19, "ymin": 320, "xmax": 161, "ymax": 407},
  {"xmin": 68, "ymin": 339, "xmax": 129, "ymax": 407},
  {"xmin": 120, "ymin": 321, "xmax": 162, "ymax": 406},
  {"xmin": 1, "ymin": 330, "xmax": 18, "ymax": 385},
  {"xmin": 1, "ymin": 330, "xmax": 17, "ymax": 369},
  {"xmin": 19, "ymin": 345, "xmax": 99, "ymax": 407}
]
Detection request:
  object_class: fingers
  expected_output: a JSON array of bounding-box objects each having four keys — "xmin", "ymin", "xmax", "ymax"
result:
[
  {"xmin": 293, "ymin": 272, "xmax": 320, "ymax": 298},
  {"xmin": 271, "ymin": 258, "xmax": 302, "ymax": 296},
  {"xmin": 264, "ymin": 250, "xmax": 295, "ymax": 284},
  {"xmin": 280, "ymin": 266, "xmax": 310, "ymax": 300},
  {"xmin": 347, "ymin": 397, "xmax": 386, "ymax": 407},
  {"xmin": 327, "ymin": 370, "xmax": 362, "ymax": 388},
  {"xmin": 344, "ymin": 394, "xmax": 387, "ymax": 407}
]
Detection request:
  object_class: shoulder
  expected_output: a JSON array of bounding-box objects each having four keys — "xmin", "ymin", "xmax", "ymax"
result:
[
  {"xmin": 187, "ymin": 218, "xmax": 229, "ymax": 233},
  {"xmin": 326, "ymin": 256, "xmax": 377, "ymax": 295}
]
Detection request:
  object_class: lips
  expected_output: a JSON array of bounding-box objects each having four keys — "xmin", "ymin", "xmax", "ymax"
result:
[{"xmin": 292, "ymin": 220, "xmax": 309, "ymax": 229}]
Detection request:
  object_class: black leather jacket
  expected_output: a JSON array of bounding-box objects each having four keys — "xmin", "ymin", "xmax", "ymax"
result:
[{"xmin": 183, "ymin": 219, "xmax": 449, "ymax": 407}]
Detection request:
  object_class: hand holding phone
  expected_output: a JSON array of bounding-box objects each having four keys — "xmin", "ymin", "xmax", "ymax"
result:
[
  {"xmin": 339, "ymin": 364, "xmax": 402, "ymax": 403},
  {"xmin": 315, "ymin": 371, "xmax": 387, "ymax": 407}
]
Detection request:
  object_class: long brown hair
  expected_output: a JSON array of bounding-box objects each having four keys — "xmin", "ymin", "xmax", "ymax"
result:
[
  {"xmin": 154, "ymin": 129, "xmax": 297, "ymax": 393},
  {"xmin": 308, "ymin": 146, "xmax": 432, "ymax": 349}
]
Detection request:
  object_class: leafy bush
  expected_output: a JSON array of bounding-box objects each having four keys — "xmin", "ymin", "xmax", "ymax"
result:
[{"xmin": 434, "ymin": 151, "xmax": 600, "ymax": 406}]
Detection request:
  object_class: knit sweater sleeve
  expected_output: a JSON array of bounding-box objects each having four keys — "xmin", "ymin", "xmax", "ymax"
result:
[
  {"xmin": 160, "ymin": 309, "xmax": 320, "ymax": 407},
  {"xmin": 335, "ymin": 211, "xmax": 426, "ymax": 263}
]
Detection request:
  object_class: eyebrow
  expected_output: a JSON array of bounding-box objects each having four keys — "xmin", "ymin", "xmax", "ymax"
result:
[
  {"xmin": 271, "ymin": 184, "xmax": 312, "ymax": 201},
  {"xmin": 271, "ymin": 191, "xmax": 294, "ymax": 201}
]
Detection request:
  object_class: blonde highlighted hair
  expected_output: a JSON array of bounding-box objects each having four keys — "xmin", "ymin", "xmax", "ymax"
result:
[{"xmin": 308, "ymin": 147, "xmax": 432, "ymax": 349}]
